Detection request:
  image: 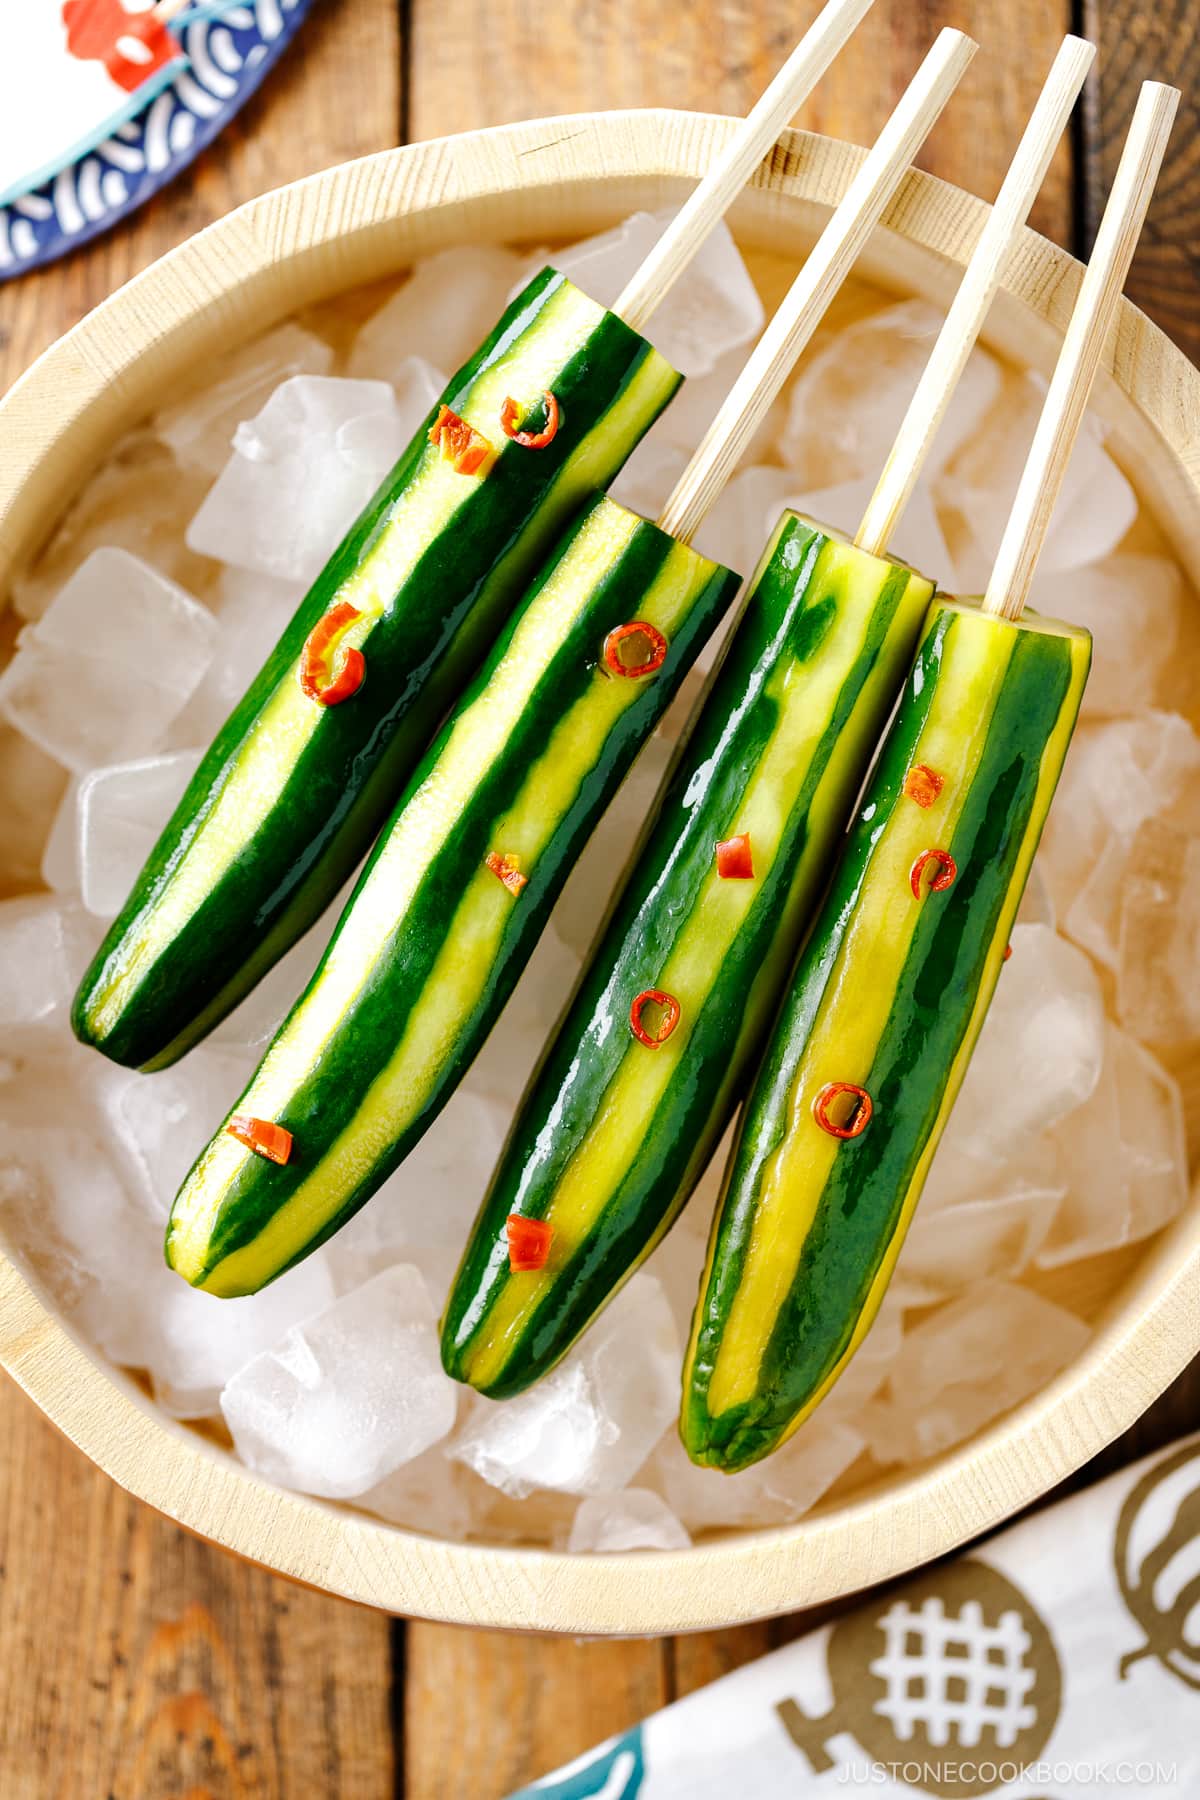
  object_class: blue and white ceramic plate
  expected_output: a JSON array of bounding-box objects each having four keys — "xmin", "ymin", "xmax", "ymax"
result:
[{"xmin": 0, "ymin": 0, "xmax": 312, "ymax": 282}]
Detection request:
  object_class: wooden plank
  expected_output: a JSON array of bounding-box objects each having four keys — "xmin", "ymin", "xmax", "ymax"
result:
[
  {"xmin": 403, "ymin": 1624, "xmax": 668, "ymax": 1796},
  {"xmin": 1082, "ymin": 0, "xmax": 1200, "ymax": 362},
  {"xmin": 407, "ymin": 0, "xmax": 1076, "ymax": 242},
  {"xmin": 0, "ymin": 1381, "xmax": 396, "ymax": 1799},
  {"xmin": 0, "ymin": 0, "xmax": 402, "ymax": 386}
]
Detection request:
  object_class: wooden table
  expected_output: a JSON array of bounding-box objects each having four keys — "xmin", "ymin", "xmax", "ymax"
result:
[{"xmin": 1, "ymin": 3, "xmax": 1197, "ymax": 1793}]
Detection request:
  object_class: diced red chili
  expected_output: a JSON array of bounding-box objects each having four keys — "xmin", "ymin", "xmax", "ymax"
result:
[
  {"xmin": 506, "ymin": 1213, "xmax": 554, "ymax": 1272},
  {"xmin": 629, "ymin": 988, "xmax": 681, "ymax": 1048},
  {"xmin": 499, "ymin": 390, "xmax": 560, "ymax": 449},
  {"xmin": 486, "ymin": 850, "xmax": 528, "ymax": 896},
  {"xmin": 429, "ymin": 404, "xmax": 496, "ymax": 475},
  {"xmin": 602, "ymin": 621, "xmax": 669, "ymax": 679},
  {"xmin": 910, "ymin": 847, "xmax": 957, "ymax": 899},
  {"xmin": 1003, "ymin": 942, "xmax": 1013, "ymax": 962},
  {"xmin": 227, "ymin": 1115, "xmax": 293, "ymax": 1165},
  {"xmin": 300, "ymin": 602, "xmax": 365, "ymax": 706},
  {"xmin": 715, "ymin": 833, "xmax": 754, "ymax": 880},
  {"xmin": 904, "ymin": 763, "xmax": 944, "ymax": 809},
  {"xmin": 812, "ymin": 1082, "xmax": 872, "ymax": 1140}
]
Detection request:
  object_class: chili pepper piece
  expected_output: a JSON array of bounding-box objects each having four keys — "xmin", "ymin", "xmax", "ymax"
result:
[
  {"xmin": 227, "ymin": 1115, "xmax": 293, "ymax": 1165},
  {"xmin": 904, "ymin": 763, "xmax": 944, "ymax": 808},
  {"xmin": 500, "ymin": 390, "xmax": 561, "ymax": 450},
  {"xmin": 486, "ymin": 850, "xmax": 528, "ymax": 896},
  {"xmin": 506, "ymin": 1213, "xmax": 554, "ymax": 1272},
  {"xmin": 428, "ymin": 404, "xmax": 497, "ymax": 476},
  {"xmin": 812, "ymin": 1082, "xmax": 872, "ymax": 1140},
  {"xmin": 1003, "ymin": 942, "xmax": 1013, "ymax": 961},
  {"xmin": 715, "ymin": 833, "xmax": 754, "ymax": 880},
  {"xmin": 602, "ymin": 621, "xmax": 669, "ymax": 679},
  {"xmin": 910, "ymin": 847, "xmax": 957, "ymax": 899},
  {"xmin": 300, "ymin": 603, "xmax": 366, "ymax": 706},
  {"xmin": 629, "ymin": 988, "xmax": 681, "ymax": 1048}
]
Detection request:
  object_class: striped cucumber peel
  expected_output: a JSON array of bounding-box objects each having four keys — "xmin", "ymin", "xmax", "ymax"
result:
[
  {"xmin": 441, "ymin": 514, "xmax": 935, "ymax": 1399},
  {"xmin": 72, "ymin": 270, "xmax": 680, "ymax": 1071},
  {"xmin": 166, "ymin": 495, "xmax": 739, "ymax": 1296},
  {"xmin": 682, "ymin": 598, "xmax": 1092, "ymax": 1472}
]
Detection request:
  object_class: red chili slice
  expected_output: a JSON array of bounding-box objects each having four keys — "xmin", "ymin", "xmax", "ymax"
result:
[
  {"xmin": 715, "ymin": 833, "xmax": 754, "ymax": 880},
  {"xmin": 904, "ymin": 763, "xmax": 944, "ymax": 809},
  {"xmin": 812, "ymin": 1082, "xmax": 872, "ymax": 1140},
  {"xmin": 506, "ymin": 1214, "xmax": 554, "ymax": 1272},
  {"xmin": 629, "ymin": 988, "xmax": 681, "ymax": 1048},
  {"xmin": 499, "ymin": 390, "xmax": 560, "ymax": 449},
  {"xmin": 486, "ymin": 850, "xmax": 528, "ymax": 896},
  {"xmin": 602, "ymin": 621, "xmax": 669, "ymax": 679},
  {"xmin": 1003, "ymin": 942, "xmax": 1013, "ymax": 962},
  {"xmin": 910, "ymin": 847, "xmax": 957, "ymax": 899},
  {"xmin": 227, "ymin": 1115, "xmax": 293, "ymax": 1165},
  {"xmin": 428, "ymin": 404, "xmax": 496, "ymax": 475},
  {"xmin": 300, "ymin": 602, "xmax": 365, "ymax": 706}
]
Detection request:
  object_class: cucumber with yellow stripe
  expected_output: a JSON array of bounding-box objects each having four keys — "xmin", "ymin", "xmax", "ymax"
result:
[
  {"xmin": 72, "ymin": 270, "xmax": 681, "ymax": 1071},
  {"xmin": 441, "ymin": 514, "xmax": 935, "ymax": 1400},
  {"xmin": 682, "ymin": 597, "xmax": 1092, "ymax": 1472},
  {"xmin": 165, "ymin": 495, "xmax": 739, "ymax": 1296}
]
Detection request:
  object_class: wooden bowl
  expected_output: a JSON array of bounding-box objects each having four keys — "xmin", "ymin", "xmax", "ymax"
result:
[{"xmin": 1, "ymin": 112, "xmax": 1197, "ymax": 1636}]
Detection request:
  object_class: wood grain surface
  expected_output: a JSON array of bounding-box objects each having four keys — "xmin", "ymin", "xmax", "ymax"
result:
[{"xmin": 0, "ymin": 1, "xmax": 1196, "ymax": 1794}]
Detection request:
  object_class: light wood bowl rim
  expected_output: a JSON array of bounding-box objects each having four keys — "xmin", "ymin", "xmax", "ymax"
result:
[{"xmin": 1, "ymin": 110, "xmax": 1198, "ymax": 1635}]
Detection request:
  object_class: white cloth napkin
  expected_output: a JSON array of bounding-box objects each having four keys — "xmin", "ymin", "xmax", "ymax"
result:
[{"xmin": 511, "ymin": 1431, "xmax": 1200, "ymax": 1798}]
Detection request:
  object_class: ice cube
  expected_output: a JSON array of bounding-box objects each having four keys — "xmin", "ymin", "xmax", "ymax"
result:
[
  {"xmin": 10, "ymin": 432, "xmax": 216, "ymax": 624},
  {"xmin": 936, "ymin": 369, "xmax": 1138, "ymax": 590},
  {"xmin": 359, "ymin": 1448, "xmax": 476, "ymax": 1540},
  {"xmin": 653, "ymin": 1414, "xmax": 865, "ymax": 1531},
  {"xmin": 939, "ymin": 925, "xmax": 1104, "ymax": 1161},
  {"xmin": 0, "ymin": 1121, "xmax": 145, "ymax": 1317},
  {"xmin": 1116, "ymin": 820, "xmax": 1200, "ymax": 1045},
  {"xmin": 168, "ymin": 565, "xmax": 308, "ymax": 746},
  {"xmin": 0, "ymin": 725, "xmax": 69, "ymax": 898},
  {"xmin": 103, "ymin": 1044, "xmax": 258, "ymax": 1216},
  {"xmin": 549, "ymin": 211, "xmax": 763, "ymax": 376},
  {"xmin": 609, "ymin": 438, "xmax": 689, "ymax": 524},
  {"xmin": 349, "ymin": 246, "xmax": 528, "ymax": 382},
  {"xmin": 692, "ymin": 464, "xmax": 799, "ymax": 585},
  {"xmin": 468, "ymin": 921, "xmax": 583, "ymax": 1104},
  {"xmin": 155, "ymin": 322, "xmax": 335, "ymax": 475},
  {"xmin": 550, "ymin": 732, "xmax": 675, "ymax": 960},
  {"xmin": 1040, "ymin": 713, "xmax": 1200, "ymax": 970},
  {"xmin": 0, "ymin": 550, "xmax": 216, "ymax": 774},
  {"xmin": 781, "ymin": 473, "xmax": 954, "ymax": 590},
  {"xmin": 890, "ymin": 1140, "xmax": 1064, "ymax": 1309},
  {"xmin": 651, "ymin": 345, "xmax": 787, "ymax": 463},
  {"xmin": 448, "ymin": 1273, "xmax": 679, "ymax": 1497},
  {"xmin": 0, "ymin": 896, "xmax": 93, "ymax": 1034},
  {"xmin": 1035, "ymin": 553, "xmax": 1183, "ymax": 719},
  {"xmin": 209, "ymin": 874, "xmax": 358, "ymax": 1052},
  {"xmin": 78, "ymin": 750, "xmax": 202, "ymax": 918},
  {"xmin": 860, "ymin": 1281, "xmax": 1090, "ymax": 1466},
  {"xmin": 221, "ymin": 1266, "xmax": 457, "ymax": 1497},
  {"xmin": 41, "ymin": 777, "xmax": 80, "ymax": 895},
  {"xmin": 781, "ymin": 300, "xmax": 1002, "ymax": 490},
  {"xmin": 186, "ymin": 377, "xmax": 403, "ymax": 584},
  {"xmin": 567, "ymin": 1487, "xmax": 691, "ymax": 1552},
  {"xmin": 1039, "ymin": 1024, "xmax": 1187, "ymax": 1266}
]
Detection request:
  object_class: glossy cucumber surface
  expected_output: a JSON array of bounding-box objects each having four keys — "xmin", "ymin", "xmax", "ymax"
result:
[
  {"xmin": 73, "ymin": 271, "xmax": 680, "ymax": 1071},
  {"xmin": 166, "ymin": 495, "xmax": 739, "ymax": 1296},
  {"xmin": 441, "ymin": 515, "xmax": 935, "ymax": 1399},
  {"xmin": 682, "ymin": 598, "xmax": 1092, "ymax": 1472}
]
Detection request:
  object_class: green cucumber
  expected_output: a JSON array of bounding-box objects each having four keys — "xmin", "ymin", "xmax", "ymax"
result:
[
  {"xmin": 72, "ymin": 270, "xmax": 681, "ymax": 1071},
  {"xmin": 682, "ymin": 598, "xmax": 1092, "ymax": 1472},
  {"xmin": 441, "ymin": 515, "xmax": 935, "ymax": 1399},
  {"xmin": 166, "ymin": 495, "xmax": 739, "ymax": 1296}
]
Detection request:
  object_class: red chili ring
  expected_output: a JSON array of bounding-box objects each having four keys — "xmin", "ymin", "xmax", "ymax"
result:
[
  {"xmin": 603, "ymin": 621, "xmax": 669, "ymax": 679},
  {"xmin": 629, "ymin": 988, "xmax": 681, "ymax": 1048},
  {"xmin": 300, "ymin": 602, "xmax": 365, "ymax": 706},
  {"xmin": 910, "ymin": 847, "xmax": 957, "ymax": 899},
  {"xmin": 812, "ymin": 1082, "xmax": 873, "ymax": 1140},
  {"xmin": 500, "ymin": 390, "xmax": 560, "ymax": 450}
]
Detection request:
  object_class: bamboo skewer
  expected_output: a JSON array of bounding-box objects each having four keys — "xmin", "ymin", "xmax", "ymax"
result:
[
  {"xmin": 657, "ymin": 28, "xmax": 977, "ymax": 545},
  {"xmin": 612, "ymin": 0, "xmax": 878, "ymax": 332},
  {"xmin": 983, "ymin": 80, "xmax": 1180, "ymax": 622},
  {"xmin": 854, "ymin": 33, "xmax": 1096, "ymax": 560}
]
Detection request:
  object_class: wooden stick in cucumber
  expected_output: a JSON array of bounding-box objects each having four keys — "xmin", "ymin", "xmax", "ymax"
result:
[
  {"xmin": 681, "ymin": 600, "xmax": 1093, "ymax": 1472},
  {"xmin": 71, "ymin": 17, "xmax": 880, "ymax": 1076},
  {"xmin": 657, "ymin": 27, "xmax": 977, "ymax": 546},
  {"xmin": 984, "ymin": 80, "xmax": 1179, "ymax": 622},
  {"xmin": 613, "ymin": 0, "xmax": 878, "ymax": 331},
  {"xmin": 855, "ymin": 33, "xmax": 1096, "ymax": 559}
]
